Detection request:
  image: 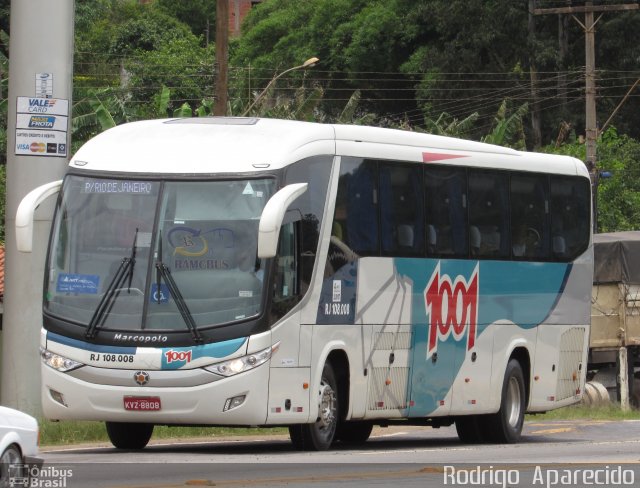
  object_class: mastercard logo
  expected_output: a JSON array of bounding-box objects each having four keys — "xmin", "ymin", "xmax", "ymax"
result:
[{"xmin": 30, "ymin": 142, "xmax": 46, "ymax": 153}]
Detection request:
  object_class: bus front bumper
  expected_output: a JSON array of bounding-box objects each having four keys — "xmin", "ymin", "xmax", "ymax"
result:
[{"xmin": 41, "ymin": 363, "xmax": 270, "ymax": 425}]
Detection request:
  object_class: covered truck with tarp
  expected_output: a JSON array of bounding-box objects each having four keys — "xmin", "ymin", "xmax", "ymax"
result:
[{"xmin": 591, "ymin": 231, "xmax": 640, "ymax": 408}]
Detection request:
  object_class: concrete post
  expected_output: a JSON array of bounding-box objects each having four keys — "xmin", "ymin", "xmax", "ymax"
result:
[{"xmin": 2, "ymin": 0, "xmax": 74, "ymax": 415}]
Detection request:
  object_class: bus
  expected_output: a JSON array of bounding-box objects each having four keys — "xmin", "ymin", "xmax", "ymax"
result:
[{"xmin": 16, "ymin": 117, "xmax": 593, "ymax": 450}]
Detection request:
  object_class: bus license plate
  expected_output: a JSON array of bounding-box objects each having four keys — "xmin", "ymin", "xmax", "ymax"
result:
[{"xmin": 123, "ymin": 396, "xmax": 161, "ymax": 411}]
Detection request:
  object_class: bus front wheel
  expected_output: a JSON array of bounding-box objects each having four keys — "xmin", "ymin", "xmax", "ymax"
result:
[
  {"xmin": 336, "ymin": 421, "xmax": 373, "ymax": 444},
  {"xmin": 106, "ymin": 421, "xmax": 154, "ymax": 449},
  {"xmin": 289, "ymin": 363, "xmax": 339, "ymax": 451}
]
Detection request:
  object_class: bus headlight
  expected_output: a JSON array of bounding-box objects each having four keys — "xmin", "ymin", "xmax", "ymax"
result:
[
  {"xmin": 40, "ymin": 347, "xmax": 83, "ymax": 372},
  {"xmin": 206, "ymin": 343, "xmax": 279, "ymax": 377}
]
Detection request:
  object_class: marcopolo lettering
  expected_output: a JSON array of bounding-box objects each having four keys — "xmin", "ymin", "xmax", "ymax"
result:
[
  {"xmin": 113, "ymin": 333, "xmax": 168, "ymax": 343},
  {"xmin": 424, "ymin": 263, "xmax": 479, "ymax": 359}
]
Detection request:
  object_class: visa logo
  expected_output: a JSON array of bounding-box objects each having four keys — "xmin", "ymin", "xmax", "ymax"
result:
[{"xmin": 17, "ymin": 143, "xmax": 30, "ymax": 150}]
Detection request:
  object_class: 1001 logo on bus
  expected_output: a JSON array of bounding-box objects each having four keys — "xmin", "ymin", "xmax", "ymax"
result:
[
  {"xmin": 165, "ymin": 349, "xmax": 192, "ymax": 364},
  {"xmin": 424, "ymin": 263, "xmax": 479, "ymax": 359}
]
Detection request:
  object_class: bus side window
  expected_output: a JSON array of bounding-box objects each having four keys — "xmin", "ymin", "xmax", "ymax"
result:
[
  {"xmin": 425, "ymin": 166, "xmax": 467, "ymax": 258},
  {"xmin": 335, "ymin": 158, "xmax": 378, "ymax": 255},
  {"xmin": 550, "ymin": 176, "xmax": 590, "ymax": 260},
  {"xmin": 468, "ymin": 170, "xmax": 509, "ymax": 259},
  {"xmin": 379, "ymin": 163, "xmax": 424, "ymax": 256},
  {"xmin": 510, "ymin": 173, "xmax": 550, "ymax": 260},
  {"xmin": 271, "ymin": 221, "xmax": 301, "ymax": 322}
]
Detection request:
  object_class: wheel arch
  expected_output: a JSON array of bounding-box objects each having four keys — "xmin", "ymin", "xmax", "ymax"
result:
[
  {"xmin": 509, "ymin": 346, "xmax": 532, "ymax": 408},
  {"xmin": 311, "ymin": 343, "xmax": 351, "ymax": 421},
  {"xmin": 0, "ymin": 433, "xmax": 23, "ymax": 458},
  {"xmin": 325, "ymin": 349, "xmax": 350, "ymax": 422}
]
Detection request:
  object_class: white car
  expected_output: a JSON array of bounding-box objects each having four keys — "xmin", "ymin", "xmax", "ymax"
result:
[{"xmin": 0, "ymin": 406, "xmax": 42, "ymax": 488}]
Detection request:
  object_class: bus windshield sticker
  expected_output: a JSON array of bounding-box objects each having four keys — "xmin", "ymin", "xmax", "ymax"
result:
[
  {"xmin": 81, "ymin": 180, "xmax": 156, "ymax": 194},
  {"xmin": 242, "ymin": 182, "xmax": 254, "ymax": 195},
  {"xmin": 56, "ymin": 273, "xmax": 100, "ymax": 294},
  {"xmin": 151, "ymin": 283, "xmax": 170, "ymax": 304}
]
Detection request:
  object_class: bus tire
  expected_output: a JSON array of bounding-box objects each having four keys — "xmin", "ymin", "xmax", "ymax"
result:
[
  {"xmin": 485, "ymin": 359, "xmax": 526, "ymax": 443},
  {"xmin": 288, "ymin": 363, "xmax": 339, "ymax": 451},
  {"xmin": 106, "ymin": 422, "xmax": 154, "ymax": 449},
  {"xmin": 455, "ymin": 415, "xmax": 485, "ymax": 444},
  {"xmin": 336, "ymin": 421, "xmax": 373, "ymax": 444}
]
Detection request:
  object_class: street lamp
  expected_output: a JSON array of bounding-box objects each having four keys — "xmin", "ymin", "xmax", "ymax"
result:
[{"xmin": 242, "ymin": 57, "xmax": 319, "ymax": 116}]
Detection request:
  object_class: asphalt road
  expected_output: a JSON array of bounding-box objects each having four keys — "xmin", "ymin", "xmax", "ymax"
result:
[{"xmin": 35, "ymin": 419, "xmax": 640, "ymax": 488}]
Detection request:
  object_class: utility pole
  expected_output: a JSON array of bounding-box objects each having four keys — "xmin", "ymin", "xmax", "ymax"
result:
[
  {"xmin": 2, "ymin": 0, "xmax": 73, "ymax": 415},
  {"xmin": 214, "ymin": 0, "xmax": 229, "ymax": 116},
  {"xmin": 528, "ymin": 0, "xmax": 542, "ymax": 149},
  {"xmin": 533, "ymin": 0, "xmax": 639, "ymax": 228}
]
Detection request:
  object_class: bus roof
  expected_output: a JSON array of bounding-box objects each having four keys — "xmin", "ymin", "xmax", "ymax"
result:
[{"xmin": 69, "ymin": 117, "xmax": 588, "ymax": 178}]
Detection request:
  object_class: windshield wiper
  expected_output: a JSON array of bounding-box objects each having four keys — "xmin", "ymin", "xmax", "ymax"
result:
[
  {"xmin": 155, "ymin": 230, "xmax": 203, "ymax": 343},
  {"xmin": 86, "ymin": 229, "xmax": 138, "ymax": 340}
]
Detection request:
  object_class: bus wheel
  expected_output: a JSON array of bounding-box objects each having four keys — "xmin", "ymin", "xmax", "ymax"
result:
[
  {"xmin": 289, "ymin": 363, "xmax": 339, "ymax": 451},
  {"xmin": 336, "ymin": 421, "xmax": 373, "ymax": 444},
  {"xmin": 485, "ymin": 359, "xmax": 526, "ymax": 443},
  {"xmin": 455, "ymin": 415, "xmax": 485, "ymax": 444},
  {"xmin": 106, "ymin": 422, "xmax": 154, "ymax": 449}
]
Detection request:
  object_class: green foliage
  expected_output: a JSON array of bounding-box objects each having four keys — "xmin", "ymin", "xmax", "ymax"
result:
[
  {"xmin": 481, "ymin": 100, "xmax": 529, "ymax": 149},
  {"xmin": 545, "ymin": 127, "xmax": 640, "ymax": 233},
  {"xmin": 528, "ymin": 403, "xmax": 640, "ymax": 420},
  {"xmin": 71, "ymin": 88, "xmax": 134, "ymax": 153},
  {"xmin": 109, "ymin": 8, "xmax": 193, "ymax": 57},
  {"xmin": 123, "ymin": 37, "xmax": 214, "ymax": 118},
  {"xmin": 423, "ymin": 111, "xmax": 479, "ymax": 139},
  {"xmin": 39, "ymin": 419, "xmax": 287, "ymax": 446},
  {"xmin": 0, "ymin": 0, "xmax": 9, "ymax": 37},
  {"xmin": 154, "ymin": 0, "xmax": 216, "ymax": 41},
  {"xmin": 332, "ymin": 90, "xmax": 376, "ymax": 126}
]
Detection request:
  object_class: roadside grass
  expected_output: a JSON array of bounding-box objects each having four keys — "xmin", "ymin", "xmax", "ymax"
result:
[
  {"xmin": 39, "ymin": 420, "xmax": 287, "ymax": 446},
  {"xmin": 526, "ymin": 403, "xmax": 640, "ymax": 421}
]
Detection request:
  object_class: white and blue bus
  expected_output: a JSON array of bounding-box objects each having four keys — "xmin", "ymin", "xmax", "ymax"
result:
[{"xmin": 17, "ymin": 118, "xmax": 593, "ymax": 450}]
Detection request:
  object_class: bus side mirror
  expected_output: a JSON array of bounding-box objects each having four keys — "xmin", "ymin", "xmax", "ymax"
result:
[
  {"xmin": 16, "ymin": 180, "xmax": 63, "ymax": 253},
  {"xmin": 258, "ymin": 183, "xmax": 308, "ymax": 259}
]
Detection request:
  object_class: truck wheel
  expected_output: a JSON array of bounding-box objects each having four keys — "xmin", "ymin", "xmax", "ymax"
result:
[
  {"xmin": 485, "ymin": 359, "xmax": 525, "ymax": 443},
  {"xmin": 289, "ymin": 363, "xmax": 339, "ymax": 451},
  {"xmin": 106, "ymin": 422, "xmax": 154, "ymax": 449}
]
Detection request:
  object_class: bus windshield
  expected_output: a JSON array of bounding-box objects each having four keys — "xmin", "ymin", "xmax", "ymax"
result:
[{"xmin": 45, "ymin": 175, "xmax": 275, "ymax": 335}]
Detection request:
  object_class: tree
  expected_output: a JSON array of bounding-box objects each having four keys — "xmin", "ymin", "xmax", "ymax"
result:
[
  {"xmin": 545, "ymin": 127, "xmax": 640, "ymax": 233},
  {"xmin": 154, "ymin": 0, "xmax": 216, "ymax": 43}
]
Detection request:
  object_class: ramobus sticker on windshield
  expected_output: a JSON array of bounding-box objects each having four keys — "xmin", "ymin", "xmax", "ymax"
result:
[{"xmin": 56, "ymin": 273, "xmax": 100, "ymax": 294}]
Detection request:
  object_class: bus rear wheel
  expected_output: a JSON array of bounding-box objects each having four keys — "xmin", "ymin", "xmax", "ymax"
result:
[
  {"xmin": 336, "ymin": 421, "xmax": 373, "ymax": 444},
  {"xmin": 289, "ymin": 363, "xmax": 339, "ymax": 451},
  {"xmin": 484, "ymin": 359, "xmax": 526, "ymax": 443},
  {"xmin": 455, "ymin": 415, "xmax": 486, "ymax": 444},
  {"xmin": 106, "ymin": 422, "xmax": 154, "ymax": 449}
]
